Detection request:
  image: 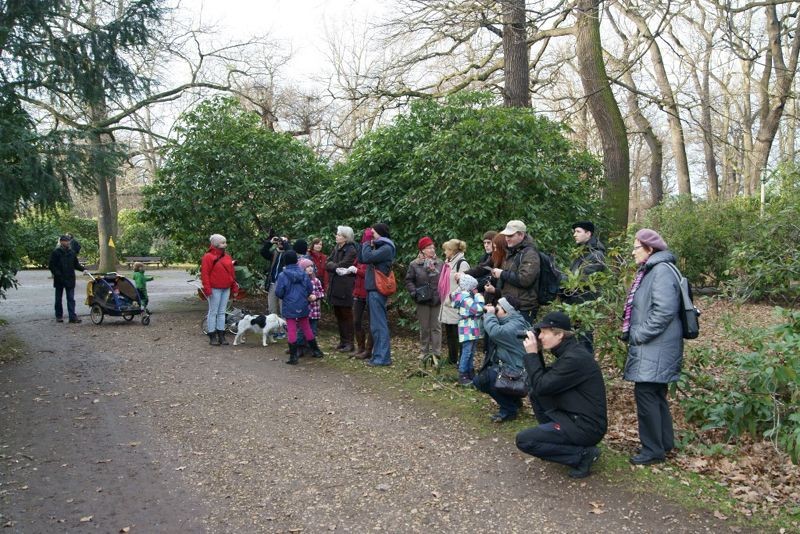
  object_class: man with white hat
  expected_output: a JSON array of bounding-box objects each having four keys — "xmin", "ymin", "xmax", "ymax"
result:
[{"xmin": 491, "ymin": 220, "xmax": 540, "ymax": 324}]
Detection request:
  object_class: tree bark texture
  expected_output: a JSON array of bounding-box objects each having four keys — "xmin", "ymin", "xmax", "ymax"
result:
[
  {"xmin": 501, "ymin": 0, "xmax": 531, "ymax": 108},
  {"xmin": 575, "ymin": 0, "xmax": 630, "ymax": 230}
]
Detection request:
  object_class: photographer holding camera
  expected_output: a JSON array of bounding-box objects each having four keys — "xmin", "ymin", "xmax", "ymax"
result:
[
  {"xmin": 515, "ymin": 311, "xmax": 607, "ymax": 479},
  {"xmin": 260, "ymin": 232, "xmax": 291, "ymax": 319}
]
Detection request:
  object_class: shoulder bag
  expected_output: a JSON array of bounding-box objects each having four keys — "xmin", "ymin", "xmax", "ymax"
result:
[
  {"xmin": 494, "ymin": 365, "xmax": 529, "ymax": 397},
  {"xmin": 375, "ymin": 267, "xmax": 397, "ymax": 296}
]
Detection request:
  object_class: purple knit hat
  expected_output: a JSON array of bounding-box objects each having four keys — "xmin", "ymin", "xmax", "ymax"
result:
[{"xmin": 635, "ymin": 228, "xmax": 668, "ymax": 251}]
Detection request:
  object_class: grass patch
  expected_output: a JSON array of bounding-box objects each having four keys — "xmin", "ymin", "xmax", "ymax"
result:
[
  {"xmin": 0, "ymin": 329, "xmax": 26, "ymax": 363},
  {"xmin": 314, "ymin": 330, "xmax": 796, "ymax": 531}
]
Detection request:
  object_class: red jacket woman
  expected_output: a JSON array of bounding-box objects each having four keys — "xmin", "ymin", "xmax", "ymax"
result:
[{"xmin": 201, "ymin": 234, "xmax": 239, "ymax": 346}]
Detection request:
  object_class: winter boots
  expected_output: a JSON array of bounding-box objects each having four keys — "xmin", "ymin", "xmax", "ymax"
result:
[
  {"xmin": 208, "ymin": 331, "xmax": 218, "ymax": 345},
  {"xmin": 286, "ymin": 343, "xmax": 299, "ymax": 365},
  {"xmin": 308, "ymin": 338, "xmax": 325, "ymax": 358},
  {"xmin": 217, "ymin": 330, "xmax": 229, "ymax": 345}
]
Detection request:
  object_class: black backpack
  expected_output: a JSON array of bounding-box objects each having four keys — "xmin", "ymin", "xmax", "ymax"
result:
[
  {"xmin": 511, "ymin": 246, "xmax": 562, "ymax": 305},
  {"xmin": 537, "ymin": 251, "xmax": 562, "ymax": 305}
]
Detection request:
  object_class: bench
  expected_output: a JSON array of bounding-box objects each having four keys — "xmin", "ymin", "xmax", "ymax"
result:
[
  {"xmin": 78, "ymin": 257, "xmax": 98, "ymax": 270},
  {"xmin": 123, "ymin": 256, "xmax": 163, "ymax": 269}
]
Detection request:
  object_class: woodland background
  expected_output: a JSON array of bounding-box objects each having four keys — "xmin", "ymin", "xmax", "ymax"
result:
[{"xmin": 1, "ymin": 0, "xmax": 798, "ymax": 521}]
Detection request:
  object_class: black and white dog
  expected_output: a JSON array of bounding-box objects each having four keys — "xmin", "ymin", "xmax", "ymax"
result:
[{"xmin": 233, "ymin": 313, "xmax": 287, "ymax": 347}]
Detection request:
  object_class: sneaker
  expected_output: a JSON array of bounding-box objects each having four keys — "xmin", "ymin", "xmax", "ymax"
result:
[
  {"xmin": 569, "ymin": 446, "xmax": 601, "ymax": 478},
  {"xmin": 68, "ymin": 318, "xmax": 82, "ymax": 324},
  {"xmin": 365, "ymin": 359, "xmax": 391, "ymax": 367},
  {"xmin": 457, "ymin": 373, "xmax": 473, "ymax": 386},
  {"xmin": 56, "ymin": 317, "xmax": 64, "ymax": 323},
  {"xmin": 489, "ymin": 412, "xmax": 517, "ymax": 424}
]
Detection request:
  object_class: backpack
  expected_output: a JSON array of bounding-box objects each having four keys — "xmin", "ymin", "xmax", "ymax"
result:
[
  {"xmin": 664, "ymin": 263, "xmax": 701, "ymax": 339},
  {"xmin": 536, "ymin": 251, "xmax": 562, "ymax": 305},
  {"xmin": 511, "ymin": 246, "xmax": 562, "ymax": 305}
]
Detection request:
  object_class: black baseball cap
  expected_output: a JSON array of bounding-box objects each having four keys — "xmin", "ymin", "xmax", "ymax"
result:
[{"xmin": 533, "ymin": 311, "xmax": 573, "ymax": 331}]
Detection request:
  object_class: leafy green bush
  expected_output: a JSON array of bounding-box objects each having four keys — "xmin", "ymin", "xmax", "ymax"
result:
[
  {"xmin": 305, "ymin": 92, "xmax": 607, "ymax": 268},
  {"xmin": 644, "ymin": 195, "xmax": 758, "ymax": 286},
  {"xmin": 13, "ymin": 209, "xmax": 98, "ymax": 266},
  {"xmin": 725, "ymin": 164, "xmax": 800, "ymax": 304},
  {"xmin": 679, "ymin": 307, "xmax": 800, "ymax": 464},
  {"xmin": 118, "ymin": 209, "xmax": 154, "ymax": 257}
]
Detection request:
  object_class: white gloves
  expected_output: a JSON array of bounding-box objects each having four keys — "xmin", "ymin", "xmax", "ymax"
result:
[
  {"xmin": 335, "ymin": 267, "xmax": 347, "ymax": 276},
  {"xmin": 347, "ymin": 265, "xmax": 357, "ymax": 274}
]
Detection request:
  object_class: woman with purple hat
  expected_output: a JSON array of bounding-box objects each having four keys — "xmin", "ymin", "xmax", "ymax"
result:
[{"xmin": 622, "ymin": 228, "xmax": 683, "ymax": 466}]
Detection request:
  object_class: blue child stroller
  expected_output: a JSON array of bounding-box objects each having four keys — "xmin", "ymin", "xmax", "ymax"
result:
[{"xmin": 84, "ymin": 271, "xmax": 151, "ymax": 325}]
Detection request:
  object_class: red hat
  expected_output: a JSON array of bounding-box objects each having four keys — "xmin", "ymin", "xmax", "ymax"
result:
[{"xmin": 418, "ymin": 236, "xmax": 434, "ymax": 251}]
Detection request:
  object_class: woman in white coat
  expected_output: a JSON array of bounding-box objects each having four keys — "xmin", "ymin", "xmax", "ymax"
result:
[{"xmin": 437, "ymin": 239, "xmax": 470, "ymax": 365}]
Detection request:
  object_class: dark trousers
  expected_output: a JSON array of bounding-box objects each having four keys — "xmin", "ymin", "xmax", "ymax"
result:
[
  {"xmin": 516, "ymin": 422, "xmax": 588, "ymax": 468},
  {"xmin": 333, "ymin": 305, "xmax": 355, "ymax": 346},
  {"xmin": 474, "ymin": 367, "xmax": 522, "ymax": 418},
  {"xmin": 634, "ymin": 382, "xmax": 674, "ymax": 458},
  {"xmin": 54, "ymin": 285, "xmax": 77, "ymax": 320},
  {"xmin": 444, "ymin": 323, "xmax": 459, "ymax": 364}
]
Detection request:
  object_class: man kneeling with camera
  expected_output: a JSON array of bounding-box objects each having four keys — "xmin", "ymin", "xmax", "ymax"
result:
[{"xmin": 516, "ymin": 311, "xmax": 608, "ymax": 478}]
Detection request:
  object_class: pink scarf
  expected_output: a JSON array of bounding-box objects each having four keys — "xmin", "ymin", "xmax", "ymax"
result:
[
  {"xmin": 438, "ymin": 262, "xmax": 452, "ymax": 302},
  {"xmin": 622, "ymin": 267, "xmax": 647, "ymax": 335}
]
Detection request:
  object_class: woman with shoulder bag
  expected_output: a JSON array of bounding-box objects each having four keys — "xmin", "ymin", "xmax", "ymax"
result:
[
  {"xmin": 438, "ymin": 239, "xmax": 470, "ymax": 365},
  {"xmin": 405, "ymin": 236, "xmax": 444, "ymax": 361}
]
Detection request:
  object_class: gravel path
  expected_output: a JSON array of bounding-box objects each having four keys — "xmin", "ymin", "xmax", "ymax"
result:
[{"xmin": 0, "ymin": 271, "xmax": 746, "ymax": 532}]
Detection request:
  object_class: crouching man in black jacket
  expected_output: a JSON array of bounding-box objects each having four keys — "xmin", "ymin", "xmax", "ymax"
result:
[{"xmin": 515, "ymin": 311, "xmax": 607, "ymax": 478}]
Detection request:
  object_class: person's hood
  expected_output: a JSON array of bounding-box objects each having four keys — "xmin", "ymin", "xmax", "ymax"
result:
[
  {"xmin": 374, "ymin": 236, "xmax": 396, "ymax": 251},
  {"xmin": 644, "ymin": 250, "xmax": 677, "ymax": 271},
  {"xmin": 207, "ymin": 245, "xmax": 225, "ymax": 256},
  {"xmin": 497, "ymin": 309, "xmax": 529, "ymax": 328},
  {"xmin": 586, "ymin": 235, "xmax": 606, "ymax": 253},
  {"xmin": 282, "ymin": 263, "xmax": 307, "ymax": 282}
]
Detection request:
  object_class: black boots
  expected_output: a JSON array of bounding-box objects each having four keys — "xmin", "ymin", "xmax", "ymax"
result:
[
  {"xmin": 208, "ymin": 332, "xmax": 218, "ymax": 345},
  {"xmin": 217, "ymin": 330, "xmax": 229, "ymax": 345},
  {"xmin": 286, "ymin": 343, "xmax": 299, "ymax": 365},
  {"xmin": 308, "ymin": 338, "xmax": 324, "ymax": 358}
]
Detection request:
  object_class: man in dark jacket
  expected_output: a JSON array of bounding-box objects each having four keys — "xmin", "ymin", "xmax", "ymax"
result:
[
  {"xmin": 492, "ymin": 220, "xmax": 540, "ymax": 324},
  {"xmin": 561, "ymin": 221, "xmax": 607, "ymax": 352},
  {"xmin": 516, "ymin": 311, "xmax": 608, "ymax": 478},
  {"xmin": 48, "ymin": 235, "xmax": 85, "ymax": 323},
  {"xmin": 260, "ymin": 235, "xmax": 290, "ymax": 318}
]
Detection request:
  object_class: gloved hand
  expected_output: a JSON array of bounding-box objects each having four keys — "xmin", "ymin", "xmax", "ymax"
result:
[
  {"xmin": 336, "ymin": 267, "xmax": 347, "ymax": 276},
  {"xmin": 346, "ymin": 265, "xmax": 357, "ymax": 274}
]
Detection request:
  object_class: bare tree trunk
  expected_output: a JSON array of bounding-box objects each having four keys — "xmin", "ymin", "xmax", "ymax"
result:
[
  {"xmin": 750, "ymin": 7, "xmax": 800, "ymax": 189},
  {"xmin": 623, "ymin": 68, "xmax": 663, "ymax": 206},
  {"xmin": 620, "ymin": 4, "xmax": 691, "ymax": 196},
  {"xmin": 501, "ymin": 0, "xmax": 530, "ymax": 107},
  {"xmin": 575, "ymin": 0, "xmax": 630, "ymax": 230}
]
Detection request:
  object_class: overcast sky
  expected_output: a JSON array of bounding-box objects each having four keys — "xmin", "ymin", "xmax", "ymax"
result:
[{"xmin": 180, "ymin": 0, "xmax": 386, "ymax": 86}]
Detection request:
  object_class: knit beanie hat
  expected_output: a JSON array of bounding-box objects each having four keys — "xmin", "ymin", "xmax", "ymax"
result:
[
  {"xmin": 293, "ymin": 239, "xmax": 308, "ymax": 255},
  {"xmin": 284, "ymin": 250, "xmax": 298, "ymax": 265},
  {"xmin": 298, "ymin": 258, "xmax": 314, "ymax": 270},
  {"xmin": 458, "ymin": 273, "xmax": 478, "ymax": 292},
  {"xmin": 497, "ymin": 297, "xmax": 517, "ymax": 314},
  {"xmin": 635, "ymin": 228, "xmax": 668, "ymax": 251},
  {"xmin": 372, "ymin": 223, "xmax": 390, "ymax": 239},
  {"xmin": 417, "ymin": 236, "xmax": 434, "ymax": 251},
  {"xmin": 209, "ymin": 233, "xmax": 226, "ymax": 247}
]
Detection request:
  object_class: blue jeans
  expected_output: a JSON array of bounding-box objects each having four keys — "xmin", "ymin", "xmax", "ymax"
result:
[
  {"xmin": 310, "ymin": 318, "xmax": 319, "ymax": 337},
  {"xmin": 458, "ymin": 339, "xmax": 477, "ymax": 374},
  {"xmin": 207, "ymin": 288, "xmax": 230, "ymax": 332},
  {"xmin": 367, "ymin": 291, "xmax": 391, "ymax": 365},
  {"xmin": 473, "ymin": 366, "xmax": 522, "ymax": 418},
  {"xmin": 54, "ymin": 285, "xmax": 77, "ymax": 320}
]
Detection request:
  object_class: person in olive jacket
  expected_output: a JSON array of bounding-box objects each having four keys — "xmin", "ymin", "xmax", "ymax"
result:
[
  {"xmin": 404, "ymin": 236, "xmax": 443, "ymax": 361},
  {"xmin": 48, "ymin": 235, "xmax": 86, "ymax": 323},
  {"xmin": 516, "ymin": 311, "xmax": 607, "ymax": 479}
]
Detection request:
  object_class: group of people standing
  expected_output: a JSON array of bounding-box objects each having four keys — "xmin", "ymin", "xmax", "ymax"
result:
[
  {"xmin": 257, "ymin": 223, "xmax": 397, "ymax": 367},
  {"xmin": 198, "ymin": 218, "xmax": 685, "ymax": 479}
]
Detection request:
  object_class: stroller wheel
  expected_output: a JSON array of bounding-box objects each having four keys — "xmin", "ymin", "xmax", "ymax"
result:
[
  {"xmin": 90, "ymin": 304, "xmax": 104, "ymax": 325},
  {"xmin": 141, "ymin": 314, "xmax": 151, "ymax": 326},
  {"xmin": 200, "ymin": 317, "xmax": 209, "ymax": 335},
  {"xmin": 122, "ymin": 312, "xmax": 135, "ymax": 322}
]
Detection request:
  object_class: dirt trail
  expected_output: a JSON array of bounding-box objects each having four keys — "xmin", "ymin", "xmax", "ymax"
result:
[{"xmin": 0, "ymin": 271, "xmax": 745, "ymax": 532}]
